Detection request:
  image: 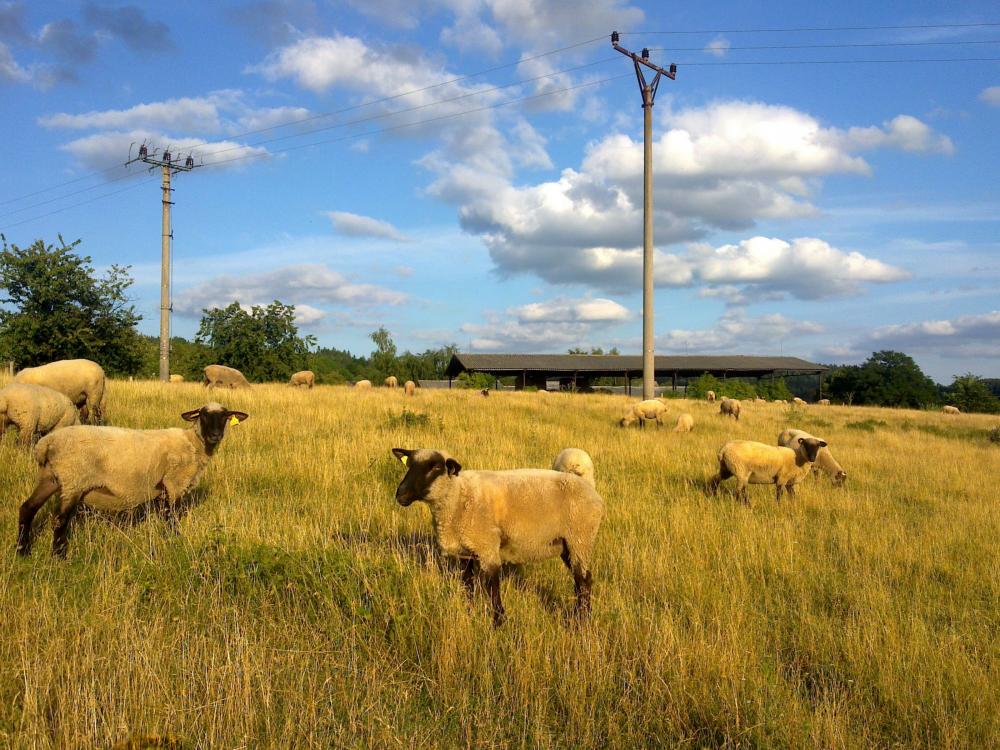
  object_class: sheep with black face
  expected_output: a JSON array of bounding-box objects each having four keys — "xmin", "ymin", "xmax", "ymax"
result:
[{"xmin": 391, "ymin": 448, "xmax": 605, "ymax": 626}]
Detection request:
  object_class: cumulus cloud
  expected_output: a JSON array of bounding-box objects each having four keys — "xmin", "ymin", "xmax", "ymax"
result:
[
  {"xmin": 980, "ymin": 86, "xmax": 1000, "ymax": 106},
  {"xmin": 861, "ymin": 310, "xmax": 1000, "ymax": 358},
  {"xmin": 486, "ymin": 0, "xmax": 643, "ymax": 51},
  {"xmin": 173, "ymin": 264, "xmax": 408, "ymax": 327},
  {"xmin": 837, "ymin": 114, "xmax": 954, "ymax": 155},
  {"xmin": 226, "ymin": 0, "xmax": 320, "ymax": 45},
  {"xmin": 324, "ymin": 211, "xmax": 413, "ymax": 242},
  {"xmin": 654, "ymin": 310, "xmax": 824, "ymax": 353},
  {"xmin": 461, "ymin": 294, "xmax": 630, "ymax": 351},
  {"xmin": 59, "ymin": 130, "xmax": 269, "ymax": 170},
  {"xmin": 83, "ymin": 3, "xmax": 173, "ymax": 53},
  {"xmin": 0, "ymin": 41, "xmax": 29, "ymax": 83}
]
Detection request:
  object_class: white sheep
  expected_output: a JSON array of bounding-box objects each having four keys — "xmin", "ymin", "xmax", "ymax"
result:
[
  {"xmin": 289, "ymin": 370, "xmax": 315, "ymax": 388},
  {"xmin": 706, "ymin": 390, "xmax": 716, "ymax": 402},
  {"xmin": 620, "ymin": 399, "xmax": 668, "ymax": 428},
  {"xmin": 0, "ymin": 384, "xmax": 80, "ymax": 446},
  {"xmin": 14, "ymin": 359, "xmax": 105, "ymax": 424},
  {"xmin": 16, "ymin": 402, "xmax": 248, "ymax": 558},
  {"xmin": 551, "ymin": 448, "xmax": 595, "ymax": 488},
  {"xmin": 708, "ymin": 436, "xmax": 827, "ymax": 504},
  {"xmin": 203, "ymin": 364, "xmax": 250, "ymax": 389},
  {"xmin": 778, "ymin": 429, "xmax": 846, "ymax": 486},
  {"xmin": 817, "ymin": 399, "xmax": 831, "ymax": 406},
  {"xmin": 169, "ymin": 374, "xmax": 184, "ymax": 383},
  {"xmin": 354, "ymin": 379, "xmax": 372, "ymax": 390},
  {"xmin": 942, "ymin": 405, "xmax": 960, "ymax": 414},
  {"xmin": 404, "ymin": 380, "xmax": 416, "ymax": 396},
  {"xmin": 719, "ymin": 397, "xmax": 741, "ymax": 421},
  {"xmin": 392, "ymin": 448, "xmax": 605, "ymax": 625},
  {"xmin": 384, "ymin": 376, "xmax": 398, "ymax": 388},
  {"xmin": 674, "ymin": 413, "xmax": 695, "ymax": 433},
  {"xmin": 792, "ymin": 397, "xmax": 806, "ymax": 407}
]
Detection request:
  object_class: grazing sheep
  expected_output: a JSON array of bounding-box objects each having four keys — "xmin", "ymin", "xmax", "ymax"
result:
[
  {"xmin": 818, "ymin": 399, "xmax": 830, "ymax": 406},
  {"xmin": 778, "ymin": 429, "xmax": 846, "ymax": 486},
  {"xmin": 674, "ymin": 413, "xmax": 695, "ymax": 433},
  {"xmin": 203, "ymin": 364, "xmax": 250, "ymax": 389},
  {"xmin": 384, "ymin": 376, "xmax": 398, "ymax": 388},
  {"xmin": 404, "ymin": 380, "xmax": 416, "ymax": 396},
  {"xmin": 792, "ymin": 397, "xmax": 806, "ymax": 407},
  {"xmin": 16, "ymin": 403, "xmax": 248, "ymax": 558},
  {"xmin": 392, "ymin": 448, "xmax": 605, "ymax": 625},
  {"xmin": 289, "ymin": 370, "xmax": 315, "ymax": 389},
  {"xmin": 708, "ymin": 436, "xmax": 827, "ymax": 504},
  {"xmin": 774, "ymin": 399, "xmax": 788, "ymax": 404},
  {"xmin": 169, "ymin": 374, "xmax": 184, "ymax": 383},
  {"xmin": 551, "ymin": 448, "xmax": 595, "ymax": 488},
  {"xmin": 354, "ymin": 380, "xmax": 372, "ymax": 390},
  {"xmin": 620, "ymin": 399, "xmax": 668, "ymax": 428},
  {"xmin": 0, "ymin": 384, "xmax": 79, "ymax": 446},
  {"xmin": 942, "ymin": 405, "xmax": 960, "ymax": 415},
  {"xmin": 755, "ymin": 397, "xmax": 766, "ymax": 403},
  {"xmin": 14, "ymin": 359, "xmax": 105, "ymax": 424},
  {"xmin": 719, "ymin": 397, "xmax": 741, "ymax": 421},
  {"xmin": 480, "ymin": 389, "xmax": 490, "ymax": 398},
  {"xmin": 706, "ymin": 390, "xmax": 716, "ymax": 402}
]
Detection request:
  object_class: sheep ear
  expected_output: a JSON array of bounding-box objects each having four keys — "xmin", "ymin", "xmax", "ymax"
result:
[
  {"xmin": 818, "ymin": 440, "xmax": 828, "ymax": 448},
  {"xmin": 392, "ymin": 448, "xmax": 412, "ymax": 465},
  {"xmin": 227, "ymin": 410, "xmax": 249, "ymax": 424},
  {"xmin": 797, "ymin": 437, "xmax": 805, "ymax": 445},
  {"xmin": 181, "ymin": 408, "xmax": 202, "ymax": 422},
  {"xmin": 445, "ymin": 457, "xmax": 462, "ymax": 476}
]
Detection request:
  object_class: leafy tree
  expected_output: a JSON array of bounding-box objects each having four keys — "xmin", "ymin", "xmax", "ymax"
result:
[
  {"xmin": 567, "ymin": 346, "xmax": 620, "ymax": 355},
  {"xmin": 685, "ymin": 373, "xmax": 756, "ymax": 400},
  {"xmin": 827, "ymin": 351, "xmax": 938, "ymax": 408},
  {"xmin": 195, "ymin": 301, "xmax": 315, "ymax": 381},
  {"xmin": 455, "ymin": 371, "xmax": 494, "ymax": 389},
  {"xmin": 947, "ymin": 372, "xmax": 1000, "ymax": 414},
  {"xmin": 0, "ymin": 235, "xmax": 143, "ymax": 375},
  {"xmin": 368, "ymin": 326, "xmax": 398, "ymax": 381},
  {"xmin": 757, "ymin": 377, "xmax": 793, "ymax": 401}
]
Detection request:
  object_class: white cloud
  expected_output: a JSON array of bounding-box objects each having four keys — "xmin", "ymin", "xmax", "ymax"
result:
[
  {"xmin": 980, "ymin": 86, "xmax": 1000, "ymax": 106},
  {"xmin": 864, "ymin": 310, "xmax": 1000, "ymax": 358},
  {"xmin": 59, "ymin": 130, "xmax": 269, "ymax": 171},
  {"xmin": 704, "ymin": 37, "xmax": 730, "ymax": 58},
  {"xmin": 0, "ymin": 41, "xmax": 29, "ymax": 84},
  {"xmin": 324, "ymin": 211, "xmax": 413, "ymax": 242},
  {"xmin": 515, "ymin": 296, "xmax": 629, "ymax": 323},
  {"xmin": 838, "ymin": 114, "xmax": 954, "ymax": 155},
  {"xmin": 173, "ymin": 264, "xmax": 408, "ymax": 327},
  {"xmin": 485, "ymin": 0, "xmax": 643, "ymax": 51},
  {"xmin": 440, "ymin": 12, "xmax": 503, "ymax": 57},
  {"xmin": 654, "ymin": 310, "xmax": 824, "ymax": 353}
]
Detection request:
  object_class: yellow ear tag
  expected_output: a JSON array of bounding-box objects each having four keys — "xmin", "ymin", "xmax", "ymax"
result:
[
  {"xmin": 401, "ymin": 455, "xmax": 408, "ymax": 466},
  {"xmin": 229, "ymin": 415, "xmax": 240, "ymax": 426}
]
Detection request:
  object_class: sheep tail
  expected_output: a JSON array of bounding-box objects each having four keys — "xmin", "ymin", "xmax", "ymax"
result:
[{"xmin": 33, "ymin": 435, "xmax": 53, "ymax": 467}]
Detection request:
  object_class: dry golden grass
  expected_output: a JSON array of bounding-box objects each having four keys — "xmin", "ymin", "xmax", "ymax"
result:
[{"xmin": 0, "ymin": 378, "xmax": 998, "ymax": 748}]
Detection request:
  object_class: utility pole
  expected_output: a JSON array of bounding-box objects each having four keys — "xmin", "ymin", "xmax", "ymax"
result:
[
  {"xmin": 612, "ymin": 32, "xmax": 676, "ymax": 401},
  {"xmin": 126, "ymin": 144, "xmax": 199, "ymax": 381}
]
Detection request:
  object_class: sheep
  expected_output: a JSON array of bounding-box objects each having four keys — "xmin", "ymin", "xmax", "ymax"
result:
[
  {"xmin": 942, "ymin": 405, "xmax": 960, "ymax": 415},
  {"xmin": 203, "ymin": 364, "xmax": 250, "ymax": 389},
  {"xmin": 706, "ymin": 390, "xmax": 716, "ymax": 402},
  {"xmin": 818, "ymin": 399, "xmax": 831, "ymax": 406},
  {"xmin": 0, "ymin": 384, "xmax": 80, "ymax": 446},
  {"xmin": 792, "ymin": 397, "xmax": 806, "ymax": 407},
  {"xmin": 169, "ymin": 374, "xmax": 184, "ymax": 383},
  {"xmin": 674, "ymin": 413, "xmax": 695, "ymax": 433},
  {"xmin": 480, "ymin": 389, "xmax": 490, "ymax": 398},
  {"xmin": 289, "ymin": 370, "xmax": 315, "ymax": 388},
  {"xmin": 619, "ymin": 399, "xmax": 668, "ymax": 428},
  {"xmin": 551, "ymin": 448, "xmax": 596, "ymax": 488},
  {"xmin": 354, "ymin": 379, "xmax": 372, "ymax": 390},
  {"xmin": 778, "ymin": 429, "xmax": 846, "ymax": 486},
  {"xmin": 16, "ymin": 402, "xmax": 249, "ymax": 558},
  {"xmin": 13, "ymin": 359, "xmax": 105, "ymax": 424},
  {"xmin": 404, "ymin": 380, "xmax": 416, "ymax": 396},
  {"xmin": 708, "ymin": 436, "xmax": 827, "ymax": 505},
  {"xmin": 392, "ymin": 448, "xmax": 605, "ymax": 625},
  {"xmin": 384, "ymin": 376, "xmax": 398, "ymax": 388},
  {"xmin": 719, "ymin": 397, "xmax": 741, "ymax": 421}
]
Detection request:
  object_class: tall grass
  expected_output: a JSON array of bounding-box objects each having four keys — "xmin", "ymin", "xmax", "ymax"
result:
[{"xmin": 0, "ymin": 380, "xmax": 997, "ymax": 748}]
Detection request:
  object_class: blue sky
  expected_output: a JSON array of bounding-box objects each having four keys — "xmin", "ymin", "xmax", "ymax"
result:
[{"xmin": 1, "ymin": 0, "xmax": 997, "ymax": 382}]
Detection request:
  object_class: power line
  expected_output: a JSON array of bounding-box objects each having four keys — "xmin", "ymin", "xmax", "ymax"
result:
[
  {"xmin": 670, "ymin": 56, "xmax": 1000, "ymax": 67},
  {"xmin": 650, "ymin": 38, "xmax": 1000, "ymax": 52},
  {"xmin": 622, "ymin": 21, "xmax": 1000, "ymax": 35},
  {"xmin": 0, "ymin": 175, "xmax": 159, "ymax": 231}
]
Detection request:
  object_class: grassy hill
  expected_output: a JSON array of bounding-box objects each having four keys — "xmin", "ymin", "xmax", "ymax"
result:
[{"xmin": 1, "ymin": 379, "xmax": 997, "ymax": 748}]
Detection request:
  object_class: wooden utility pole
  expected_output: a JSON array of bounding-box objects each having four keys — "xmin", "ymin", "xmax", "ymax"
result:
[
  {"xmin": 127, "ymin": 144, "xmax": 198, "ymax": 381},
  {"xmin": 612, "ymin": 32, "xmax": 676, "ymax": 400}
]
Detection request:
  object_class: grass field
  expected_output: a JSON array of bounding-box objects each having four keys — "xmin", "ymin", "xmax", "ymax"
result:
[{"xmin": 0, "ymin": 378, "xmax": 998, "ymax": 749}]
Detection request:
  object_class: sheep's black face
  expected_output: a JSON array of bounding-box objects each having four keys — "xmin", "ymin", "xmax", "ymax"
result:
[
  {"xmin": 834, "ymin": 471, "xmax": 848, "ymax": 487},
  {"xmin": 797, "ymin": 437, "xmax": 827, "ymax": 463},
  {"xmin": 182, "ymin": 404, "xmax": 250, "ymax": 446},
  {"xmin": 392, "ymin": 449, "xmax": 461, "ymax": 506}
]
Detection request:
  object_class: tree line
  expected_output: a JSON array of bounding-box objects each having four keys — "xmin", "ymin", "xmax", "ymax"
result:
[{"xmin": 1, "ymin": 236, "xmax": 997, "ymax": 412}]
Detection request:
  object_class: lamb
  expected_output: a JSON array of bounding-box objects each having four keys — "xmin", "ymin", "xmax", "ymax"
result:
[
  {"xmin": 169, "ymin": 374, "xmax": 184, "ymax": 383},
  {"xmin": 404, "ymin": 380, "xmax": 416, "ymax": 396},
  {"xmin": 392, "ymin": 448, "xmax": 604, "ymax": 625},
  {"xmin": 203, "ymin": 364, "xmax": 250, "ymax": 389},
  {"xmin": 778, "ymin": 429, "xmax": 846, "ymax": 486},
  {"xmin": 719, "ymin": 397, "xmax": 741, "ymax": 421},
  {"xmin": 619, "ymin": 398, "xmax": 668, "ymax": 428},
  {"xmin": 706, "ymin": 390, "xmax": 716, "ymax": 402},
  {"xmin": 14, "ymin": 359, "xmax": 105, "ymax": 424},
  {"xmin": 708, "ymin": 436, "xmax": 827, "ymax": 505},
  {"xmin": 384, "ymin": 376, "xmax": 398, "ymax": 388},
  {"xmin": 674, "ymin": 413, "xmax": 695, "ymax": 433},
  {"xmin": 551, "ymin": 448, "xmax": 595, "ymax": 488},
  {"xmin": 16, "ymin": 402, "xmax": 248, "ymax": 558},
  {"xmin": 817, "ymin": 399, "xmax": 830, "ymax": 406},
  {"xmin": 354, "ymin": 379, "xmax": 372, "ymax": 390},
  {"xmin": 0, "ymin": 384, "xmax": 80, "ymax": 446},
  {"xmin": 942, "ymin": 405, "xmax": 960, "ymax": 415},
  {"xmin": 289, "ymin": 370, "xmax": 315, "ymax": 388}
]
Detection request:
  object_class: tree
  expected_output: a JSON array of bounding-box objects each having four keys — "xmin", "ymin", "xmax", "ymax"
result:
[
  {"xmin": 947, "ymin": 373, "xmax": 1000, "ymax": 414},
  {"xmin": 827, "ymin": 351, "xmax": 938, "ymax": 408},
  {"xmin": 368, "ymin": 326, "xmax": 397, "ymax": 381},
  {"xmin": 0, "ymin": 235, "xmax": 143, "ymax": 375},
  {"xmin": 195, "ymin": 301, "xmax": 315, "ymax": 381}
]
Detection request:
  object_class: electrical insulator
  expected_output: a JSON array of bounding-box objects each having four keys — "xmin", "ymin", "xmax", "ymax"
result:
[
  {"xmin": 162, "ymin": 151, "xmax": 172, "ymax": 163},
  {"xmin": 669, "ymin": 63, "xmax": 677, "ymax": 75},
  {"xmin": 138, "ymin": 144, "xmax": 148, "ymax": 158},
  {"xmin": 641, "ymin": 48, "xmax": 649, "ymax": 60},
  {"xmin": 611, "ymin": 31, "xmax": 619, "ymax": 44},
  {"xmin": 185, "ymin": 155, "xmax": 194, "ymax": 168}
]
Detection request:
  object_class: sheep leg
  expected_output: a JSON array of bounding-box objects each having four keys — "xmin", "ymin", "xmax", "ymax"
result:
[
  {"xmin": 16, "ymin": 471, "xmax": 60, "ymax": 556},
  {"xmin": 19, "ymin": 421, "xmax": 37, "ymax": 448},
  {"xmin": 561, "ymin": 541, "xmax": 593, "ymax": 618},
  {"xmin": 786, "ymin": 483, "xmax": 796, "ymax": 499},
  {"xmin": 775, "ymin": 483, "xmax": 784, "ymax": 504},
  {"xmin": 479, "ymin": 563, "xmax": 505, "ymax": 627},
  {"xmin": 78, "ymin": 403, "xmax": 90, "ymax": 424},
  {"xmin": 460, "ymin": 557, "xmax": 477, "ymax": 596},
  {"xmin": 51, "ymin": 494, "xmax": 82, "ymax": 558}
]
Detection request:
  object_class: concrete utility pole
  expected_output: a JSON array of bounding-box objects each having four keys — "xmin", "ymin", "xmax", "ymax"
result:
[
  {"xmin": 612, "ymin": 32, "xmax": 676, "ymax": 401},
  {"xmin": 126, "ymin": 144, "xmax": 198, "ymax": 381}
]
